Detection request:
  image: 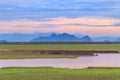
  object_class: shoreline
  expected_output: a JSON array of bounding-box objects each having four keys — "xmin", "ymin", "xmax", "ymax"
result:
[
  {"xmin": 0, "ymin": 50, "xmax": 119, "ymax": 59},
  {"xmin": 0, "ymin": 50, "xmax": 119, "ymax": 55},
  {"xmin": 1, "ymin": 67, "xmax": 120, "ymax": 69}
]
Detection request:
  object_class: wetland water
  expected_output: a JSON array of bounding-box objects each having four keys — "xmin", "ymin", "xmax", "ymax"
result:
[{"xmin": 0, "ymin": 53, "xmax": 120, "ymax": 69}]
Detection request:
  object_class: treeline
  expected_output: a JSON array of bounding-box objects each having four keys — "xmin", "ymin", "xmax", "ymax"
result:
[{"xmin": 0, "ymin": 42, "xmax": 120, "ymax": 45}]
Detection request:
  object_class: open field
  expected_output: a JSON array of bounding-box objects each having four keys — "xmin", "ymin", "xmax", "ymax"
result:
[
  {"xmin": 0, "ymin": 67, "xmax": 120, "ymax": 80},
  {"xmin": 0, "ymin": 44, "xmax": 120, "ymax": 51},
  {"xmin": 0, "ymin": 55, "xmax": 76, "ymax": 59},
  {"xmin": 0, "ymin": 43, "xmax": 120, "ymax": 59},
  {"xmin": 0, "ymin": 44, "xmax": 120, "ymax": 80}
]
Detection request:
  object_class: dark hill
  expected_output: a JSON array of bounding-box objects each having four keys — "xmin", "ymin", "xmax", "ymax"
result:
[
  {"xmin": 31, "ymin": 33, "xmax": 92, "ymax": 42},
  {"xmin": 0, "ymin": 40, "xmax": 7, "ymax": 42},
  {"xmin": 116, "ymin": 39, "xmax": 120, "ymax": 42},
  {"xmin": 79, "ymin": 35, "xmax": 92, "ymax": 42}
]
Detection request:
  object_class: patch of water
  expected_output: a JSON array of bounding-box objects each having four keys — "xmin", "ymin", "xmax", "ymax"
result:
[{"xmin": 0, "ymin": 54, "xmax": 120, "ymax": 69}]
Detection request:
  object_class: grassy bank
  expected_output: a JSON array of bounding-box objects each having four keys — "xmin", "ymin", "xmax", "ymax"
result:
[
  {"xmin": 0, "ymin": 43, "xmax": 120, "ymax": 59},
  {"xmin": 0, "ymin": 44, "xmax": 120, "ymax": 51},
  {"xmin": 0, "ymin": 55, "xmax": 76, "ymax": 59},
  {"xmin": 0, "ymin": 67, "xmax": 120, "ymax": 80}
]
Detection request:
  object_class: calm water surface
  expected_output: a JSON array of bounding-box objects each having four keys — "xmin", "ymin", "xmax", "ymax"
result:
[{"xmin": 0, "ymin": 54, "xmax": 120, "ymax": 69}]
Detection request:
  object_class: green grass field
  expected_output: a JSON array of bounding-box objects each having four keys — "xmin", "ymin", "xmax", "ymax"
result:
[
  {"xmin": 0, "ymin": 67, "xmax": 120, "ymax": 80},
  {"xmin": 0, "ymin": 44, "xmax": 120, "ymax": 51},
  {"xmin": 0, "ymin": 43, "xmax": 120, "ymax": 59},
  {"xmin": 0, "ymin": 44, "xmax": 120, "ymax": 80},
  {"xmin": 0, "ymin": 55, "xmax": 76, "ymax": 59}
]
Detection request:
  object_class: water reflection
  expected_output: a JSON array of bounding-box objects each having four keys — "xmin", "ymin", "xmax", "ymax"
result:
[{"xmin": 0, "ymin": 54, "xmax": 120, "ymax": 69}]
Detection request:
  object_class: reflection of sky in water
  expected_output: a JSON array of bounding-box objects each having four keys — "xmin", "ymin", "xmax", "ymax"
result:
[{"xmin": 0, "ymin": 54, "xmax": 120, "ymax": 69}]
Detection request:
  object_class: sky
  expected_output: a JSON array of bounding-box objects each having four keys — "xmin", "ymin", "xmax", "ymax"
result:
[{"xmin": 0, "ymin": 0, "xmax": 120, "ymax": 37}]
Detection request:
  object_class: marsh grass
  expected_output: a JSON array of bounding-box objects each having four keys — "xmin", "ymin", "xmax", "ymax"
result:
[
  {"xmin": 0, "ymin": 44, "xmax": 120, "ymax": 51},
  {"xmin": 0, "ymin": 54, "xmax": 76, "ymax": 59},
  {"xmin": 0, "ymin": 67, "xmax": 120, "ymax": 80}
]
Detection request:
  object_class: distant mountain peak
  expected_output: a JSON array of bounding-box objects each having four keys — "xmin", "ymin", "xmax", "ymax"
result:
[
  {"xmin": 0, "ymin": 40, "xmax": 7, "ymax": 42},
  {"xmin": 31, "ymin": 33, "xmax": 92, "ymax": 42},
  {"xmin": 61, "ymin": 33, "xmax": 70, "ymax": 35},
  {"xmin": 116, "ymin": 39, "xmax": 120, "ymax": 42},
  {"xmin": 51, "ymin": 33, "xmax": 58, "ymax": 36},
  {"xmin": 80, "ymin": 35, "xmax": 92, "ymax": 42}
]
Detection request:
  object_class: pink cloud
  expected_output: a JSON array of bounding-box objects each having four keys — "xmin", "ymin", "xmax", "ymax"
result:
[{"xmin": 0, "ymin": 17, "xmax": 120, "ymax": 37}]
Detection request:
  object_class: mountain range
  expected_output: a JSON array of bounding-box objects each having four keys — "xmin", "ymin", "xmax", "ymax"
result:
[
  {"xmin": 31, "ymin": 33, "xmax": 92, "ymax": 42},
  {"xmin": 0, "ymin": 33, "xmax": 120, "ymax": 42},
  {"xmin": 0, "ymin": 40, "xmax": 7, "ymax": 42},
  {"xmin": 0, "ymin": 33, "xmax": 53, "ymax": 42},
  {"xmin": 117, "ymin": 39, "xmax": 120, "ymax": 42}
]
